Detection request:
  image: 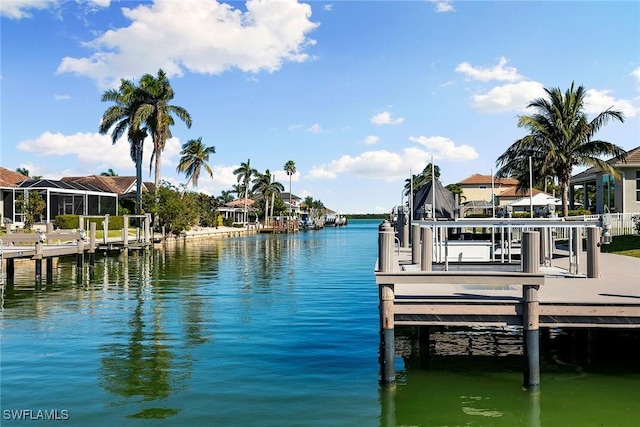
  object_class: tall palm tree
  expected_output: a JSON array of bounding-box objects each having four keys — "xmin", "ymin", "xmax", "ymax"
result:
[
  {"xmin": 176, "ymin": 137, "xmax": 215, "ymax": 196},
  {"xmin": 496, "ymin": 82, "xmax": 625, "ymax": 217},
  {"xmin": 99, "ymin": 78, "xmax": 148, "ymax": 215},
  {"xmin": 101, "ymin": 168, "xmax": 118, "ymax": 177},
  {"xmin": 283, "ymin": 160, "xmax": 296, "ymax": 217},
  {"xmin": 134, "ymin": 69, "xmax": 192, "ymax": 206},
  {"xmin": 233, "ymin": 159, "xmax": 257, "ymax": 225},
  {"xmin": 252, "ymin": 169, "xmax": 284, "ymax": 221}
]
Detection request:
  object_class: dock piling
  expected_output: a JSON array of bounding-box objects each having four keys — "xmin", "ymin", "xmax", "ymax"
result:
[
  {"xmin": 378, "ymin": 220, "xmax": 396, "ymax": 384},
  {"xmin": 420, "ymin": 226, "xmax": 432, "ymax": 272},
  {"xmin": 522, "ymin": 231, "xmax": 541, "ymax": 391},
  {"xmin": 587, "ymin": 227, "xmax": 600, "ymax": 278},
  {"xmin": 411, "ymin": 224, "xmax": 420, "ymax": 265}
]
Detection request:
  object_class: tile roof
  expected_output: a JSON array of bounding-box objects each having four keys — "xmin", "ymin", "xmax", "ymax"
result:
[
  {"xmin": 459, "ymin": 174, "xmax": 519, "ymax": 186},
  {"xmin": 0, "ymin": 167, "xmax": 29, "ymax": 187},
  {"xmin": 497, "ymin": 187, "xmax": 545, "ymax": 197},
  {"xmin": 571, "ymin": 146, "xmax": 640, "ymax": 179}
]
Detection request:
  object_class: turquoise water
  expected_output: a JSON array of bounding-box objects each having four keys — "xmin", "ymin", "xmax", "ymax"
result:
[{"xmin": 1, "ymin": 219, "xmax": 638, "ymax": 426}]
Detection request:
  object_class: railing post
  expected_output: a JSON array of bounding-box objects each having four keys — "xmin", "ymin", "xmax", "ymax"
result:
[
  {"xmin": 420, "ymin": 226, "xmax": 433, "ymax": 272},
  {"xmin": 522, "ymin": 231, "xmax": 541, "ymax": 392},
  {"xmin": 378, "ymin": 220, "xmax": 396, "ymax": 385},
  {"xmin": 586, "ymin": 227, "xmax": 600, "ymax": 278},
  {"xmin": 411, "ymin": 224, "xmax": 420, "ymax": 265}
]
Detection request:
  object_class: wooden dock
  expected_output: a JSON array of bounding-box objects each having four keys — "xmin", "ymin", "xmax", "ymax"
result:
[{"xmin": 375, "ymin": 218, "xmax": 640, "ymax": 388}]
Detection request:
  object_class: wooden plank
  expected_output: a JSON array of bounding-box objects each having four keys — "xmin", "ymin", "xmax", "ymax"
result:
[
  {"xmin": 395, "ymin": 303, "xmax": 519, "ymax": 316},
  {"xmin": 540, "ymin": 305, "xmax": 640, "ymax": 317},
  {"xmin": 376, "ymin": 271, "xmax": 545, "ymax": 286},
  {"xmin": 1, "ymin": 234, "xmax": 42, "ymax": 243}
]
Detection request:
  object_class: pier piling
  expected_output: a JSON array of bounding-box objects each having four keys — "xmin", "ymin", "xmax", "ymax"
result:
[
  {"xmin": 522, "ymin": 231, "xmax": 541, "ymax": 391},
  {"xmin": 378, "ymin": 220, "xmax": 396, "ymax": 384}
]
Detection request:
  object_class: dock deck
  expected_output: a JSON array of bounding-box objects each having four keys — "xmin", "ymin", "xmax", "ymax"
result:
[{"xmin": 387, "ymin": 245, "xmax": 640, "ymax": 329}]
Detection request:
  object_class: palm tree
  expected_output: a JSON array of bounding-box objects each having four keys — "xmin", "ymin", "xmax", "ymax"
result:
[
  {"xmin": 496, "ymin": 82, "xmax": 625, "ymax": 217},
  {"xmin": 101, "ymin": 168, "xmax": 118, "ymax": 177},
  {"xmin": 233, "ymin": 159, "xmax": 258, "ymax": 226},
  {"xmin": 99, "ymin": 78, "xmax": 148, "ymax": 215},
  {"xmin": 252, "ymin": 169, "xmax": 284, "ymax": 222},
  {"xmin": 15, "ymin": 167, "xmax": 29, "ymax": 177},
  {"xmin": 217, "ymin": 190, "xmax": 235, "ymax": 205},
  {"xmin": 176, "ymin": 137, "xmax": 215, "ymax": 196},
  {"xmin": 403, "ymin": 163, "xmax": 441, "ymax": 198},
  {"xmin": 135, "ymin": 69, "xmax": 192, "ymax": 207},
  {"xmin": 283, "ymin": 160, "xmax": 296, "ymax": 217}
]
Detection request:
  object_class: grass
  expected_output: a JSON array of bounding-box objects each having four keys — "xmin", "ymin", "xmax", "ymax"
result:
[{"xmin": 600, "ymin": 234, "xmax": 640, "ymax": 258}]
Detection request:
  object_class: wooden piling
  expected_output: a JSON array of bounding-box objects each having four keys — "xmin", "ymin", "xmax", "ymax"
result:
[
  {"xmin": 378, "ymin": 220, "xmax": 396, "ymax": 384},
  {"xmin": 522, "ymin": 231, "xmax": 541, "ymax": 391},
  {"xmin": 587, "ymin": 227, "xmax": 600, "ymax": 278},
  {"xmin": 89, "ymin": 222, "xmax": 96, "ymax": 267},
  {"xmin": 420, "ymin": 226, "xmax": 432, "ymax": 272},
  {"xmin": 411, "ymin": 224, "xmax": 420, "ymax": 265}
]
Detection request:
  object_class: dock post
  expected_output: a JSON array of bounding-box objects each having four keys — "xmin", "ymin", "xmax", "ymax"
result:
[
  {"xmin": 89, "ymin": 222, "xmax": 96, "ymax": 267},
  {"xmin": 411, "ymin": 224, "xmax": 420, "ymax": 265},
  {"xmin": 586, "ymin": 227, "xmax": 600, "ymax": 278},
  {"xmin": 420, "ymin": 226, "xmax": 433, "ymax": 272},
  {"xmin": 378, "ymin": 220, "xmax": 396, "ymax": 384},
  {"xmin": 76, "ymin": 234, "xmax": 84, "ymax": 271},
  {"xmin": 123, "ymin": 215, "xmax": 129, "ymax": 248},
  {"xmin": 7, "ymin": 259, "xmax": 15, "ymax": 281},
  {"xmin": 522, "ymin": 231, "xmax": 541, "ymax": 391},
  {"xmin": 35, "ymin": 240, "xmax": 43, "ymax": 284},
  {"xmin": 45, "ymin": 223, "xmax": 54, "ymax": 283}
]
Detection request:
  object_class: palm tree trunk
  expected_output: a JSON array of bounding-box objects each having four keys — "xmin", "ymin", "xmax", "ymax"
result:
[
  {"xmin": 264, "ymin": 197, "xmax": 269, "ymax": 225},
  {"xmin": 135, "ymin": 142, "xmax": 143, "ymax": 216},
  {"xmin": 289, "ymin": 176, "xmax": 292, "ymax": 217},
  {"xmin": 180, "ymin": 176, "xmax": 193, "ymax": 198}
]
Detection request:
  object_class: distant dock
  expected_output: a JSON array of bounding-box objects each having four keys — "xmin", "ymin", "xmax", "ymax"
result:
[{"xmin": 375, "ymin": 218, "xmax": 640, "ymax": 389}]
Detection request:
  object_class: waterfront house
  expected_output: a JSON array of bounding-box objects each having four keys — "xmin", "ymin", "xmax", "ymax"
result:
[
  {"xmin": 457, "ymin": 174, "xmax": 519, "ymax": 205},
  {"xmin": 569, "ymin": 146, "xmax": 640, "ymax": 214},
  {"xmin": 0, "ymin": 168, "xmax": 119, "ymax": 227}
]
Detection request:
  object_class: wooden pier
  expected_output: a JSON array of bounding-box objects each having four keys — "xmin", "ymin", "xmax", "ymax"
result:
[{"xmin": 375, "ymin": 218, "xmax": 640, "ymax": 389}]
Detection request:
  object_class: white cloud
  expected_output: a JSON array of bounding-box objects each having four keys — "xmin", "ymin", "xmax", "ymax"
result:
[
  {"xmin": 53, "ymin": 94, "xmax": 71, "ymax": 100},
  {"xmin": 471, "ymin": 81, "xmax": 546, "ymax": 113},
  {"xmin": 431, "ymin": 0, "xmax": 455, "ymax": 13},
  {"xmin": 371, "ymin": 111, "xmax": 404, "ymax": 125},
  {"xmin": 632, "ymin": 67, "xmax": 640, "ymax": 86},
  {"xmin": 16, "ymin": 131, "xmax": 183, "ymax": 175},
  {"xmin": 584, "ymin": 89, "xmax": 637, "ymax": 118},
  {"xmin": 455, "ymin": 57, "xmax": 522, "ymax": 82},
  {"xmin": 0, "ymin": 0, "xmax": 58, "ymax": 19},
  {"xmin": 307, "ymin": 123, "xmax": 322, "ymax": 133},
  {"xmin": 307, "ymin": 146, "xmax": 454, "ymax": 182},
  {"xmin": 57, "ymin": 0, "xmax": 319, "ymax": 88},
  {"xmin": 408, "ymin": 136, "xmax": 479, "ymax": 161},
  {"xmin": 0, "ymin": 0, "xmax": 109, "ymax": 19},
  {"xmin": 324, "ymin": 4, "xmax": 333, "ymax": 12},
  {"xmin": 362, "ymin": 135, "xmax": 380, "ymax": 145}
]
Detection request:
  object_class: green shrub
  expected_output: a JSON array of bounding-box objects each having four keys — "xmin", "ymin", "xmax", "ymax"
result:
[
  {"xmin": 224, "ymin": 217, "xmax": 234, "ymax": 227},
  {"xmin": 54, "ymin": 215, "xmax": 79, "ymax": 229},
  {"xmin": 568, "ymin": 209, "xmax": 591, "ymax": 216}
]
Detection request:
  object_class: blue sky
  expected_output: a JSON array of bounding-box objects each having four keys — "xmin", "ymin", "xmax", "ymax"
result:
[{"xmin": 1, "ymin": 0, "xmax": 639, "ymax": 214}]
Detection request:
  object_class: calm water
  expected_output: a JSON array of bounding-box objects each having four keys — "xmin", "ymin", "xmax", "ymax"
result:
[{"xmin": 1, "ymin": 219, "xmax": 638, "ymax": 426}]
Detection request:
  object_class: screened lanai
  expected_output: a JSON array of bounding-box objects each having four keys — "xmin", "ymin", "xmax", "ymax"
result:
[{"xmin": 1, "ymin": 179, "xmax": 119, "ymax": 225}]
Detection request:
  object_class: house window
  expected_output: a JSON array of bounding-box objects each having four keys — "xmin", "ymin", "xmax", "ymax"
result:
[
  {"xmin": 636, "ymin": 171, "xmax": 640, "ymax": 202},
  {"xmin": 479, "ymin": 185, "xmax": 487, "ymax": 189}
]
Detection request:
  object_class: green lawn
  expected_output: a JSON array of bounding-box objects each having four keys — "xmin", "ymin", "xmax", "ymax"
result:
[{"xmin": 601, "ymin": 234, "xmax": 640, "ymax": 258}]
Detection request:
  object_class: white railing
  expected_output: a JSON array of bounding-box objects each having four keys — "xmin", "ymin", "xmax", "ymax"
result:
[{"xmin": 566, "ymin": 213, "xmax": 637, "ymax": 237}]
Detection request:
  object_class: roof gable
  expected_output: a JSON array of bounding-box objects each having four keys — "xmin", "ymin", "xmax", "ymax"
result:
[{"xmin": 0, "ymin": 167, "xmax": 29, "ymax": 187}]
